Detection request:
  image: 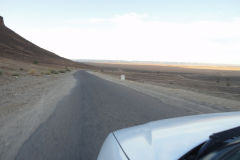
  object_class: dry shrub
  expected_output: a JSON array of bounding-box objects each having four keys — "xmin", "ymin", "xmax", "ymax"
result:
[
  {"xmin": 28, "ymin": 69, "xmax": 39, "ymax": 76},
  {"xmin": 50, "ymin": 70, "xmax": 58, "ymax": 74},
  {"xmin": 45, "ymin": 72, "xmax": 51, "ymax": 75},
  {"xmin": 33, "ymin": 60, "xmax": 38, "ymax": 64},
  {"xmin": 65, "ymin": 68, "xmax": 71, "ymax": 72},
  {"xmin": 12, "ymin": 73, "xmax": 19, "ymax": 77}
]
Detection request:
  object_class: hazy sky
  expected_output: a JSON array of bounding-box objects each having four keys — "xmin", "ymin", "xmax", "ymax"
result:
[{"xmin": 2, "ymin": 0, "xmax": 240, "ymax": 64}]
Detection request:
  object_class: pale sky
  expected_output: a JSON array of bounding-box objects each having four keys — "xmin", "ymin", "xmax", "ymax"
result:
[{"xmin": 1, "ymin": 0, "xmax": 240, "ymax": 65}]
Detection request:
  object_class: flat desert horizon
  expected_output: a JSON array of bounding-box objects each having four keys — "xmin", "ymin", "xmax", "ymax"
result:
[
  {"xmin": 87, "ymin": 61, "xmax": 240, "ymax": 101},
  {"xmin": 81, "ymin": 60, "xmax": 240, "ymax": 71}
]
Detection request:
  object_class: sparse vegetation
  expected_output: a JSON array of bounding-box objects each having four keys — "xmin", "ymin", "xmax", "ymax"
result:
[
  {"xmin": 226, "ymin": 82, "xmax": 231, "ymax": 87},
  {"xmin": 19, "ymin": 68, "xmax": 24, "ymax": 71},
  {"xmin": 65, "ymin": 68, "xmax": 71, "ymax": 72},
  {"xmin": 59, "ymin": 70, "xmax": 66, "ymax": 73},
  {"xmin": 50, "ymin": 70, "xmax": 59, "ymax": 74},
  {"xmin": 225, "ymin": 77, "xmax": 231, "ymax": 87},
  {"xmin": 0, "ymin": 71, "xmax": 2, "ymax": 76},
  {"xmin": 33, "ymin": 60, "xmax": 38, "ymax": 64},
  {"xmin": 12, "ymin": 73, "xmax": 19, "ymax": 77},
  {"xmin": 226, "ymin": 77, "xmax": 230, "ymax": 81},
  {"xmin": 28, "ymin": 69, "xmax": 38, "ymax": 76},
  {"xmin": 45, "ymin": 72, "xmax": 51, "ymax": 75}
]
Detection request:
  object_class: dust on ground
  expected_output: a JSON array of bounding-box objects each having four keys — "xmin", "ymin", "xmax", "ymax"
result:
[{"xmin": 0, "ymin": 71, "xmax": 76, "ymax": 160}]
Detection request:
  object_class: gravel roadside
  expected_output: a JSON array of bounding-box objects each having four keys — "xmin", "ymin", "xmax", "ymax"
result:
[
  {"xmin": 89, "ymin": 71, "xmax": 240, "ymax": 114},
  {"xmin": 0, "ymin": 72, "xmax": 77, "ymax": 160}
]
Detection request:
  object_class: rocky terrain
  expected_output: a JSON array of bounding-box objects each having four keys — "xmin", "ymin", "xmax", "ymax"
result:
[
  {"xmin": 0, "ymin": 17, "xmax": 91, "ymax": 159},
  {"xmin": 0, "ymin": 16, "xmax": 93, "ymax": 78},
  {"xmin": 0, "ymin": 16, "xmax": 88, "ymax": 68}
]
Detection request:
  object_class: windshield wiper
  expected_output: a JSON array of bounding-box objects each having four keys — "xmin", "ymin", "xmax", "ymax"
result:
[
  {"xmin": 195, "ymin": 126, "xmax": 240, "ymax": 159},
  {"xmin": 179, "ymin": 126, "xmax": 240, "ymax": 160}
]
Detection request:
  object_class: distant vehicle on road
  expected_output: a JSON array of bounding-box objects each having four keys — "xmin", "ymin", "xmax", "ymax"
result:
[{"xmin": 98, "ymin": 112, "xmax": 240, "ymax": 160}]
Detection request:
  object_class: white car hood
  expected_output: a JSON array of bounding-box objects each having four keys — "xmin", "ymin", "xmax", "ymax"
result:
[{"xmin": 113, "ymin": 112, "xmax": 240, "ymax": 160}]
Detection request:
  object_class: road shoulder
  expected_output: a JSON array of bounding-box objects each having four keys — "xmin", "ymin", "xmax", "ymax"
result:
[
  {"xmin": 0, "ymin": 72, "xmax": 77, "ymax": 160},
  {"xmin": 89, "ymin": 71, "xmax": 240, "ymax": 114}
]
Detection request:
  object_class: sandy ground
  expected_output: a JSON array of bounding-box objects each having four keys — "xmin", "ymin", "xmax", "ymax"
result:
[
  {"xmin": 0, "ymin": 72, "xmax": 76, "ymax": 160},
  {"xmin": 89, "ymin": 71, "xmax": 240, "ymax": 114}
]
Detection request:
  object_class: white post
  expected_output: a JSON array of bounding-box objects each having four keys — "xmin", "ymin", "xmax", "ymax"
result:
[{"xmin": 120, "ymin": 74, "xmax": 125, "ymax": 80}]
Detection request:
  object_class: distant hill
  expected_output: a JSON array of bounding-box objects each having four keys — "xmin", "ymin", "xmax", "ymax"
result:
[{"xmin": 0, "ymin": 16, "xmax": 88, "ymax": 68}]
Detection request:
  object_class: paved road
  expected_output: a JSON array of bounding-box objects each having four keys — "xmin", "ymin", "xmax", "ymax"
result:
[{"xmin": 16, "ymin": 71, "xmax": 191, "ymax": 160}]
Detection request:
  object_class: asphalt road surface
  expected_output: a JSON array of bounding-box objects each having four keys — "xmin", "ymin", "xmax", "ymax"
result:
[{"xmin": 16, "ymin": 70, "xmax": 192, "ymax": 160}]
